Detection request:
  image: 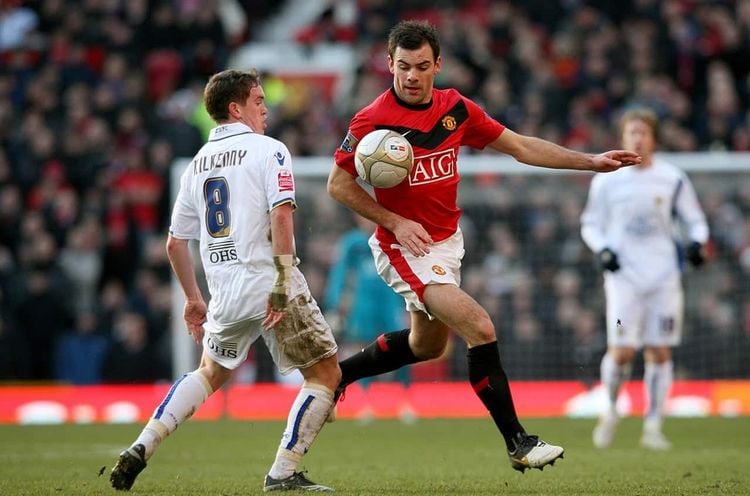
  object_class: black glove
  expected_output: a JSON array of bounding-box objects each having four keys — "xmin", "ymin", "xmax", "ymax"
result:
[
  {"xmin": 598, "ymin": 248, "xmax": 620, "ymax": 272},
  {"xmin": 685, "ymin": 241, "xmax": 705, "ymax": 267}
]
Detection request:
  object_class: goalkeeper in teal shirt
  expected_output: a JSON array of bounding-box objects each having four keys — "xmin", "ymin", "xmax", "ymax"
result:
[{"xmin": 325, "ymin": 215, "xmax": 408, "ymax": 385}]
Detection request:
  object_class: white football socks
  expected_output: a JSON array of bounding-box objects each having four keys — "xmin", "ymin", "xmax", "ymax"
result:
[
  {"xmin": 268, "ymin": 383, "xmax": 334, "ymax": 479},
  {"xmin": 644, "ymin": 360, "xmax": 673, "ymax": 427},
  {"xmin": 132, "ymin": 371, "xmax": 213, "ymax": 460},
  {"xmin": 600, "ymin": 352, "xmax": 632, "ymax": 414}
]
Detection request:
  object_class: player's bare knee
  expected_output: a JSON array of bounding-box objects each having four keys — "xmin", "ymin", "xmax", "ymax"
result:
[
  {"xmin": 324, "ymin": 360, "xmax": 342, "ymax": 387},
  {"xmin": 611, "ymin": 347, "xmax": 636, "ymax": 365},
  {"xmin": 301, "ymin": 356, "xmax": 341, "ymax": 391},
  {"xmin": 644, "ymin": 346, "xmax": 671, "ymax": 364},
  {"xmin": 198, "ymin": 363, "xmax": 231, "ymax": 391},
  {"xmin": 461, "ymin": 316, "xmax": 496, "ymax": 347}
]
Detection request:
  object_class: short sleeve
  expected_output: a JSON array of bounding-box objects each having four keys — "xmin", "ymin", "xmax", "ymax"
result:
[
  {"xmin": 333, "ymin": 112, "xmax": 373, "ymax": 177},
  {"xmin": 264, "ymin": 142, "xmax": 297, "ymax": 211},
  {"xmin": 169, "ymin": 168, "xmax": 200, "ymax": 240},
  {"xmin": 461, "ymin": 96, "xmax": 505, "ymax": 149},
  {"xmin": 674, "ymin": 171, "xmax": 709, "ymax": 244}
]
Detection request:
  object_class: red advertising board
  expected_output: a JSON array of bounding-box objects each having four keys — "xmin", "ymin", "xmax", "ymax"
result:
[{"xmin": 0, "ymin": 381, "xmax": 748, "ymax": 424}]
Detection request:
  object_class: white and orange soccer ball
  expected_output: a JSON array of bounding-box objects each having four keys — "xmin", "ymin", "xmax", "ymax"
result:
[{"xmin": 354, "ymin": 129, "xmax": 414, "ymax": 188}]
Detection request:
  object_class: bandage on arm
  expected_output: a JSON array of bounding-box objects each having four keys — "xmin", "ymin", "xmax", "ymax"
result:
[
  {"xmin": 269, "ymin": 203, "xmax": 296, "ymax": 311},
  {"xmin": 270, "ymin": 254, "xmax": 294, "ymax": 310}
]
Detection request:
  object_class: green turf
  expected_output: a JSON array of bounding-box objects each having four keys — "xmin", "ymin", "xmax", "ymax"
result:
[{"xmin": 0, "ymin": 417, "xmax": 748, "ymax": 495}]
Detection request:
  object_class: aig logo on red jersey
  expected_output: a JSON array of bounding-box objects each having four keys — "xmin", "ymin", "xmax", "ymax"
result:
[{"xmin": 409, "ymin": 149, "xmax": 456, "ymax": 186}]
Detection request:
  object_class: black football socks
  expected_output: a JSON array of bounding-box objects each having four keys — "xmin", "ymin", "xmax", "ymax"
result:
[
  {"xmin": 339, "ymin": 329, "xmax": 421, "ymax": 385},
  {"xmin": 467, "ymin": 341, "xmax": 525, "ymax": 450}
]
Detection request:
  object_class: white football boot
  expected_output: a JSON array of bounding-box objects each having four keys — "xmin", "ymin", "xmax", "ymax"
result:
[
  {"xmin": 640, "ymin": 418, "xmax": 671, "ymax": 450},
  {"xmin": 593, "ymin": 410, "xmax": 619, "ymax": 449},
  {"xmin": 508, "ymin": 433, "xmax": 564, "ymax": 473}
]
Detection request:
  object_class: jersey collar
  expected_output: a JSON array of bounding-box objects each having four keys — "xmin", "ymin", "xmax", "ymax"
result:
[
  {"xmin": 208, "ymin": 122, "xmax": 253, "ymax": 142},
  {"xmin": 390, "ymin": 87, "xmax": 433, "ymax": 110}
]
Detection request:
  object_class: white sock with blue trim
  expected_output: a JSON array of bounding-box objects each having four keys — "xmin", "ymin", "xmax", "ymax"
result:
[
  {"xmin": 268, "ymin": 383, "xmax": 334, "ymax": 479},
  {"xmin": 131, "ymin": 371, "xmax": 213, "ymax": 460}
]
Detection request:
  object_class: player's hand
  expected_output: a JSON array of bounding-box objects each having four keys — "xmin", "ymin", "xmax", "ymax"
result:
[
  {"xmin": 685, "ymin": 241, "xmax": 706, "ymax": 267},
  {"xmin": 393, "ymin": 219, "xmax": 433, "ymax": 257},
  {"xmin": 184, "ymin": 298, "xmax": 207, "ymax": 344},
  {"xmin": 263, "ymin": 300, "xmax": 285, "ymax": 329},
  {"xmin": 592, "ymin": 151, "xmax": 641, "ymax": 172},
  {"xmin": 599, "ymin": 248, "xmax": 620, "ymax": 272}
]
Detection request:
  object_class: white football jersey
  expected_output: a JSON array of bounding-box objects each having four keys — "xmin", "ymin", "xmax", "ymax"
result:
[
  {"xmin": 580, "ymin": 159, "xmax": 708, "ymax": 290},
  {"xmin": 170, "ymin": 122, "xmax": 297, "ymax": 325}
]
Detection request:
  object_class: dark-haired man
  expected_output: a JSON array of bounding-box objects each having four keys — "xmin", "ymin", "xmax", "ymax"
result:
[{"xmin": 328, "ymin": 20, "xmax": 641, "ymax": 472}]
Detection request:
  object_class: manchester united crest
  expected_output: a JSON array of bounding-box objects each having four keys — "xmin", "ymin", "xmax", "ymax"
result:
[
  {"xmin": 432, "ymin": 265, "xmax": 447, "ymax": 275},
  {"xmin": 441, "ymin": 115, "xmax": 457, "ymax": 131}
]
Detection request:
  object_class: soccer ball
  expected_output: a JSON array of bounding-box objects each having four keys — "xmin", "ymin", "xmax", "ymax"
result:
[{"xmin": 354, "ymin": 129, "xmax": 413, "ymax": 188}]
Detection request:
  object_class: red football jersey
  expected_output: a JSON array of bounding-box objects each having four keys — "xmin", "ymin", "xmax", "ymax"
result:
[{"xmin": 334, "ymin": 87, "xmax": 505, "ymax": 245}]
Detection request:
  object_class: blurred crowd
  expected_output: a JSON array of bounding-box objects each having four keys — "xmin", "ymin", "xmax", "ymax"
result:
[
  {"xmin": 0, "ymin": 0, "xmax": 748, "ymax": 384},
  {"xmin": 269, "ymin": 0, "xmax": 750, "ymax": 155}
]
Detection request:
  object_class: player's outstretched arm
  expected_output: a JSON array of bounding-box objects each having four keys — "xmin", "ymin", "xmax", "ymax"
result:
[
  {"xmin": 327, "ymin": 165, "xmax": 433, "ymax": 256},
  {"xmin": 488, "ymin": 129, "xmax": 641, "ymax": 172}
]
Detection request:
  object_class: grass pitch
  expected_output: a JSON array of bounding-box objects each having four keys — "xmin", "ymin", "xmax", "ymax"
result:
[{"xmin": 0, "ymin": 417, "xmax": 748, "ymax": 495}]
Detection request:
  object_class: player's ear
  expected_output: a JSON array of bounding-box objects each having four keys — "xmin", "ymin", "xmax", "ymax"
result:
[
  {"xmin": 228, "ymin": 102, "xmax": 238, "ymax": 119},
  {"xmin": 434, "ymin": 55, "xmax": 442, "ymax": 74},
  {"xmin": 387, "ymin": 54, "xmax": 395, "ymax": 74}
]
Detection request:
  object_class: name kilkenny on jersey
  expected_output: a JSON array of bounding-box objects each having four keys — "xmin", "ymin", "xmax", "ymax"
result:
[{"xmin": 192, "ymin": 149, "xmax": 248, "ymax": 174}]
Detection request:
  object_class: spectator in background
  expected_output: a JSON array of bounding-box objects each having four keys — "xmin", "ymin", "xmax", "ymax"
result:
[
  {"xmin": 11, "ymin": 218, "xmax": 73, "ymax": 380},
  {"xmin": 0, "ymin": 311, "xmax": 30, "ymax": 380},
  {"xmin": 0, "ymin": 184, "xmax": 22, "ymax": 255},
  {"xmin": 0, "ymin": 1, "xmax": 38, "ymax": 52},
  {"xmin": 58, "ymin": 216, "xmax": 102, "ymax": 313},
  {"xmin": 97, "ymin": 278, "xmax": 127, "ymax": 334},
  {"xmin": 54, "ymin": 310, "xmax": 108, "ymax": 384},
  {"xmin": 581, "ymin": 108, "xmax": 709, "ymax": 450},
  {"xmin": 102, "ymin": 310, "xmax": 166, "ymax": 383}
]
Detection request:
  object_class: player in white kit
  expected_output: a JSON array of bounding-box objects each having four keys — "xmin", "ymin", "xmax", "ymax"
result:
[
  {"xmin": 110, "ymin": 69, "xmax": 340, "ymax": 492},
  {"xmin": 580, "ymin": 108, "xmax": 708, "ymax": 450}
]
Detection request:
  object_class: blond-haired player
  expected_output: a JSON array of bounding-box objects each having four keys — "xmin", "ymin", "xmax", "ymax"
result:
[{"xmin": 581, "ymin": 108, "xmax": 709, "ymax": 450}]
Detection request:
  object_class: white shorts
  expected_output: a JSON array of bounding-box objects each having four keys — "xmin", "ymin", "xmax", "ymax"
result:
[
  {"xmin": 202, "ymin": 269, "xmax": 337, "ymax": 374},
  {"xmin": 604, "ymin": 275, "xmax": 683, "ymax": 348},
  {"xmin": 369, "ymin": 229, "xmax": 464, "ymax": 318}
]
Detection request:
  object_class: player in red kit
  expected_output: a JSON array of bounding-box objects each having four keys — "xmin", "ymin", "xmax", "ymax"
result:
[{"xmin": 328, "ymin": 20, "xmax": 640, "ymax": 472}]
